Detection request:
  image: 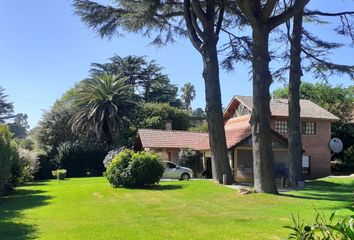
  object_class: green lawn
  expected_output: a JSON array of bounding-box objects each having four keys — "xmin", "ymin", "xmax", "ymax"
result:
[{"xmin": 0, "ymin": 177, "xmax": 353, "ymax": 240}]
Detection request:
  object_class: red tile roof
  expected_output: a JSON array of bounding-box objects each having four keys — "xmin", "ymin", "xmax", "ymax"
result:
[
  {"xmin": 137, "ymin": 129, "xmax": 208, "ymax": 149},
  {"xmin": 195, "ymin": 116, "xmax": 252, "ymax": 150},
  {"xmin": 137, "ymin": 115, "xmax": 253, "ymax": 151}
]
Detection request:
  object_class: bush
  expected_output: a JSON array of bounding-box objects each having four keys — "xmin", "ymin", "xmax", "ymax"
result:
[
  {"xmin": 106, "ymin": 150, "xmax": 164, "ymax": 188},
  {"xmin": 52, "ymin": 169, "xmax": 67, "ymax": 180},
  {"xmin": 343, "ymin": 145, "xmax": 354, "ymax": 164},
  {"xmin": 55, "ymin": 140, "xmax": 108, "ymax": 177},
  {"xmin": 35, "ymin": 153, "xmax": 57, "ymax": 180},
  {"xmin": 0, "ymin": 125, "xmax": 23, "ymax": 195},
  {"xmin": 285, "ymin": 211, "xmax": 354, "ymax": 240},
  {"xmin": 18, "ymin": 148, "xmax": 40, "ymax": 182},
  {"xmin": 331, "ymin": 159, "xmax": 354, "ymax": 173},
  {"xmin": 103, "ymin": 147, "xmax": 125, "ymax": 168},
  {"xmin": 178, "ymin": 148, "xmax": 202, "ymax": 176}
]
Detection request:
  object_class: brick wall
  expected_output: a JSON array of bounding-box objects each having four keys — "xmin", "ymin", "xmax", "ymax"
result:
[{"xmin": 271, "ymin": 117, "xmax": 332, "ymax": 179}]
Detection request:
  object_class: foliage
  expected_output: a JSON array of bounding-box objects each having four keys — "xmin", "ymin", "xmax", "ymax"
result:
[
  {"xmin": 113, "ymin": 102, "xmax": 191, "ymax": 147},
  {"xmin": 37, "ymin": 106, "xmax": 76, "ymax": 153},
  {"xmin": 52, "ymin": 169, "xmax": 67, "ymax": 180},
  {"xmin": 90, "ymin": 55, "xmax": 182, "ymax": 107},
  {"xmin": 343, "ymin": 145, "xmax": 354, "ymax": 165},
  {"xmin": 103, "ymin": 147, "xmax": 125, "ymax": 168},
  {"xmin": 18, "ymin": 148, "xmax": 40, "ymax": 182},
  {"xmin": 135, "ymin": 103, "xmax": 190, "ymax": 130},
  {"xmin": 0, "ymin": 86, "xmax": 14, "ymax": 123},
  {"xmin": 55, "ymin": 140, "xmax": 108, "ymax": 177},
  {"xmin": 106, "ymin": 150, "xmax": 164, "ymax": 188},
  {"xmin": 181, "ymin": 82, "xmax": 196, "ymax": 110},
  {"xmin": 0, "ymin": 125, "xmax": 14, "ymax": 193},
  {"xmin": 190, "ymin": 108, "xmax": 207, "ymax": 128},
  {"xmin": 178, "ymin": 148, "xmax": 202, "ymax": 175},
  {"xmin": 0, "ymin": 125, "xmax": 23, "ymax": 194},
  {"xmin": 35, "ymin": 154, "xmax": 57, "ymax": 180},
  {"xmin": 69, "ymin": 74, "xmax": 137, "ymax": 145},
  {"xmin": 285, "ymin": 211, "xmax": 354, "ymax": 240},
  {"xmin": 189, "ymin": 122, "xmax": 208, "ymax": 132},
  {"xmin": 8, "ymin": 113, "xmax": 30, "ymax": 139}
]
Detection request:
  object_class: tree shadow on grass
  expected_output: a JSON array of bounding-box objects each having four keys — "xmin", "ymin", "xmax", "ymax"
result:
[
  {"xmin": 281, "ymin": 180, "xmax": 354, "ymax": 210},
  {"xmin": 126, "ymin": 184, "xmax": 185, "ymax": 191},
  {"xmin": 0, "ymin": 186, "xmax": 52, "ymax": 240}
]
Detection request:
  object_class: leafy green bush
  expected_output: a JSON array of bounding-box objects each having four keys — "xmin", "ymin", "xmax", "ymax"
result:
[
  {"xmin": 55, "ymin": 140, "xmax": 108, "ymax": 177},
  {"xmin": 52, "ymin": 169, "xmax": 67, "ymax": 180},
  {"xmin": 0, "ymin": 125, "xmax": 13, "ymax": 194},
  {"xmin": 285, "ymin": 211, "xmax": 354, "ymax": 240},
  {"xmin": 106, "ymin": 150, "xmax": 164, "ymax": 188},
  {"xmin": 331, "ymin": 159, "xmax": 354, "ymax": 173},
  {"xmin": 35, "ymin": 153, "xmax": 57, "ymax": 180},
  {"xmin": 343, "ymin": 145, "xmax": 354, "ymax": 164},
  {"xmin": 18, "ymin": 148, "xmax": 40, "ymax": 182},
  {"xmin": 0, "ymin": 125, "xmax": 23, "ymax": 194},
  {"xmin": 103, "ymin": 147, "xmax": 125, "ymax": 168}
]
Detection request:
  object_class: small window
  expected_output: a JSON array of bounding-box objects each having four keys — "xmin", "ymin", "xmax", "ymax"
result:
[
  {"xmin": 302, "ymin": 122, "xmax": 316, "ymax": 135},
  {"xmin": 275, "ymin": 120, "xmax": 288, "ymax": 134}
]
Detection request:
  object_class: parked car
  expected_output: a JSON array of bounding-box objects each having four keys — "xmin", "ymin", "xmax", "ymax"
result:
[{"xmin": 162, "ymin": 161, "xmax": 193, "ymax": 180}]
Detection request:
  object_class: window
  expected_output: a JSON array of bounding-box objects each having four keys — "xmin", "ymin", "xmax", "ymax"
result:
[
  {"xmin": 167, "ymin": 162, "xmax": 176, "ymax": 169},
  {"xmin": 301, "ymin": 122, "xmax": 316, "ymax": 135},
  {"xmin": 275, "ymin": 120, "xmax": 288, "ymax": 134}
]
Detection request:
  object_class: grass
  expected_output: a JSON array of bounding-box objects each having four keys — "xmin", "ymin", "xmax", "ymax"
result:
[{"xmin": 0, "ymin": 177, "xmax": 353, "ymax": 240}]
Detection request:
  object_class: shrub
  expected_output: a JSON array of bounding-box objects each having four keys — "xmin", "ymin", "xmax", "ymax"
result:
[
  {"xmin": 18, "ymin": 148, "xmax": 40, "ymax": 182},
  {"xmin": 331, "ymin": 159, "xmax": 354, "ymax": 173},
  {"xmin": 103, "ymin": 147, "xmax": 125, "ymax": 168},
  {"xmin": 0, "ymin": 125, "xmax": 23, "ymax": 195},
  {"xmin": 343, "ymin": 145, "xmax": 354, "ymax": 164},
  {"xmin": 285, "ymin": 211, "xmax": 354, "ymax": 240},
  {"xmin": 35, "ymin": 153, "xmax": 57, "ymax": 180},
  {"xmin": 106, "ymin": 150, "xmax": 164, "ymax": 188},
  {"xmin": 178, "ymin": 148, "xmax": 202, "ymax": 176},
  {"xmin": 55, "ymin": 140, "xmax": 108, "ymax": 177},
  {"xmin": 52, "ymin": 169, "xmax": 67, "ymax": 180}
]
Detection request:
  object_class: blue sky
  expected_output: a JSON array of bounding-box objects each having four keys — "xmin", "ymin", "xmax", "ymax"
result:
[{"xmin": 0, "ymin": 0, "xmax": 353, "ymax": 128}]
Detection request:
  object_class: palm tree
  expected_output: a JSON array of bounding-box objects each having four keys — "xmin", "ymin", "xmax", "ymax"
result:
[
  {"xmin": 181, "ymin": 83, "xmax": 196, "ymax": 111},
  {"xmin": 70, "ymin": 74, "xmax": 136, "ymax": 145}
]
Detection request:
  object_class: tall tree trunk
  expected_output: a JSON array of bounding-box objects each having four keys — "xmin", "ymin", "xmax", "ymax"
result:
[
  {"xmin": 203, "ymin": 39, "xmax": 234, "ymax": 184},
  {"xmin": 251, "ymin": 28, "xmax": 278, "ymax": 194},
  {"xmin": 288, "ymin": 9, "xmax": 304, "ymax": 187}
]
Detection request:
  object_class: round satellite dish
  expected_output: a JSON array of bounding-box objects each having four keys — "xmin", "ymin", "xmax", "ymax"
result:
[{"xmin": 329, "ymin": 138, "xmax": 343, "ymax": 153}]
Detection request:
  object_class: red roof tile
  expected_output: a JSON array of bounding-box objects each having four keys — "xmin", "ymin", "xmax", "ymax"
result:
[
  {"xmin": 195, "ymin": 116, "xmax": 252, "ymax": 150},
  {"xmin": 137, "ymin": 129, "xmax": 208, "ymax": 149}
]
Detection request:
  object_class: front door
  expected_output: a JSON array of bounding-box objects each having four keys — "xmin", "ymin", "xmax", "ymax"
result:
[{"xmin": 204, "ymin": 157, "xmax": 212, "ymax": 178}]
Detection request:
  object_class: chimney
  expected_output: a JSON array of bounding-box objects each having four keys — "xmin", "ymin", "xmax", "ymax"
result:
[{"xmin": 165, "ymin": 120, "xmax": 172, "ymax": 131}]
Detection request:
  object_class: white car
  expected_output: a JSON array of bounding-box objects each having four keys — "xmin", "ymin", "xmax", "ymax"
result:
[{"xmin": 162, "ymin": 161, "xmax": 193, "ymax": 180}]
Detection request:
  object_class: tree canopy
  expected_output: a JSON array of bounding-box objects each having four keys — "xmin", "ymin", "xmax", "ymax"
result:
[
  {"xmin": 0, "ymin": 86, "xmax": 15, "ymax": 123},
  {"xmin": 70, "ymin": 74, "xmax": 137, "ymax": 145}
]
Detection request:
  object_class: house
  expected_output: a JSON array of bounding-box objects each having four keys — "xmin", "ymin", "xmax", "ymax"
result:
[{"xmin": 135, "ymin": 96, "xmax": 339, "ymax": 182}]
